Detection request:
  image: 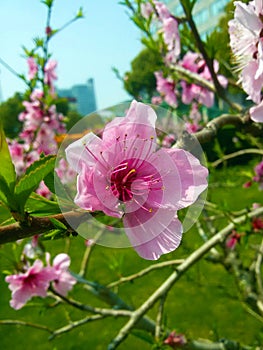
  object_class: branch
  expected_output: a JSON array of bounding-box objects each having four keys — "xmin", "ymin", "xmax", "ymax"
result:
[
  {"xmin": 107, "ymin": 259, "xmax": 184, "ymax": 289},
  {"xmin": 0, "ymin": 319, "xmax": 52, "ymax": 333},
  {"xmin": 0, "ymin": 210, "xmax": 88, "ymax": 244},
  {"xmin": 107, "ymin": 207, "xmax": 263, "ymax": 349},
  {"xmin": 212, "ymin": 148, "xmax": 263, "ymax": 167},
  {"xmin": 49, "ymin": 314, "xmax": 106, "ymax": 340}
]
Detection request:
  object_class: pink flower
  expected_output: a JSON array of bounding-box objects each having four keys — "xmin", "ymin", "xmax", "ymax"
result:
[
  {"xmin": 27, "ymin": 57, "xmax": 38, "ymax": 80},
  {"xmin": 151, "ymin": 95, "xmax": 163, "ymax": 105},
  {"xmin": 253, "ymin": 159, "xmax": 263, "ymax": 189},
  {"xmin": 141, "ymin": 2, "xmax": 154, "ymax": 19},
  {"xmin": 162, "ymin": 133, "xmax": 176, "ymax": 148},
  {"xmin": 252, "ymin": 217, "xmax": 263, "ymax": 231},
  {"xmin": 229, "ymin": 1, "xmax": 263, "ymax": 104},
  {"xmin": 164, "ymin": 330, "xmax": 187, "ymax": 348},
  {"xmin": 65, "ymin": 100, "xmax": 208, "ymax": 260},
  {"xmin": 5, "ymin": 260, "xmax": 56, "ymax": 310},
  {"xmin": 44, "ymin": 60, "xmax": 57, "ymax": 93},
  {"xmin": 180, "ymin": 52, "xmax": 227, "ymax": 107},
  {"xmin": 155, "ymin": 71, "xmax": 177, "ymax": 107},
  {"xmin": 51, "ymin": 254, "xmax": 76, "ymax": 296},
  {"xmin": 153, "ymin": 1, "xmax": 171, "ymax": 20},
  {"xmin": 163, "ymin": 17, "xmax": 180, "ymax": 61},
  {"xmin": 226, "ymin": 230, "xmax": 242, "ymax": 250},
  {"xmin": 250, "ymin": 100, "xmax": 263, "ymax": 123}
]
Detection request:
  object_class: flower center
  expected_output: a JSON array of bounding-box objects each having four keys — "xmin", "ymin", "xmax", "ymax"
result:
[{"xmin": 110, "ymin": 160, "xmax": 137, "ymax": 202}]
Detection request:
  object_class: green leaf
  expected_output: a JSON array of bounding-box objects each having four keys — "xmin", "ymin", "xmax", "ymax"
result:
[
  {"xmin": 49, "ymin": 217, "xmax": 67, "ymax": 230},
  {"xmin": 14, "ymin": 155, "xmax": 56, "ymax": 214},
  {"xmin": 0, "ymin": 125, "xmax": 16, "ymax": 194},
  {"xmin": 76, "ymin": 6, "xmax": 84, "ymax": 18},
  {"xmin": 25, "ymin": 192, "xmax": 61, "ymax": 216}
]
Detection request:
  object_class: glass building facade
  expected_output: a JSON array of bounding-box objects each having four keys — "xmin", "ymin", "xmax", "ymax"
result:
[
  {"xmin": 165, "ymin": 0, "xmax": 229, "ymax": 38},
  {"xmin": 57, "ymin": 78, "xmax": 97, "ymax": 116}
]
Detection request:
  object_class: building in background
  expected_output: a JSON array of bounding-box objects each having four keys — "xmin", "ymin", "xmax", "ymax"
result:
[
  {"xmin": 57, "ymin": 78, "xmax": 97, "ymax": 116},
  {"xmin": 166, "ymin": 0, "xmax": 229, "ymax": 38}
]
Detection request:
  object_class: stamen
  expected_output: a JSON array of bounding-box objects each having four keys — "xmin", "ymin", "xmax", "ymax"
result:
[{"xmin": 122, "ymin": 168, "xmax": 136, "ymax": 184}]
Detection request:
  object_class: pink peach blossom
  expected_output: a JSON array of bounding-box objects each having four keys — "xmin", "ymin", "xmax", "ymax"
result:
[
  {"xmin": 27, "ymin": 57, "xmax": 38, "ymax": 80},
  {"xmin": 154, "ymin": 71, "xmax": 177, "ymax": 107},
  {"xmin": 229, "ymin": 0, "xmax": 263, "ymax": 104},
  {"xmin": 250, "ymin": 100, "xmax": 263, "ymax": 122},
  {"xmin": 5, "ymin": 260, "xmax": 56, "ymax": 310},
  {"xmin": 51, "ymin": 254, "xmax": 76, "ymax": 296},
  {"xmin": 65, "ymin": 100, "xmax": 208, "ymax": 260}
]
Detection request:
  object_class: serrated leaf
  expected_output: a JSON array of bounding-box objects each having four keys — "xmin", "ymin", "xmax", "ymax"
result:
[
  {"xmin": 0, "ymin": 176, "xmax": 18, "ymax": 210},
  {"xmin": 0, "ymin": 125, "xmax": 16, "ymax": 193},
  {"xmin": 41, "ymin": 229, "xmax": 69, "ymax": 240},
  {"xmin": 14, "ymin": 155, "xmax": 56, "ymax": 214},
  {"xmin": 25, "ymin": 192, "xmax": 61, "ymax": 216}
]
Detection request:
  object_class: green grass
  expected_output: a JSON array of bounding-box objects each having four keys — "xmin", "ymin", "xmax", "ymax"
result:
[{"xmin": 0, "ymin": 163, "xmax": 263, "ymax": 349}]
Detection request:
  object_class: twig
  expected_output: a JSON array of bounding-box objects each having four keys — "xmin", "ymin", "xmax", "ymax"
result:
[
  {"xmin": 50, "ymin": 288, "xmax": 132, "ymax": 317},
  {"xmin": 254, "ymin": 238, "xmax": 263, "ymax": 312},
  {"xmin": 212, "ymin": 148, "xmax": 263, "ymax": 167},
  {"xmin": 107, "ymin": 259, "xmax": 184, "ymax": 289},
  {"xmin": 155, "ymin": 292, "xmax": 167, "ymax": 341},
  {"xmin": 0, "ymin": 319, "xmax": 52, "ymax": 333},
  {"xmin": 49, "ymin": 314, "xmax": 106, "ymax": 340},
  {"xmin": 107, "ymin": 207, "xmax": 263, "ymax": 349},
  {"xmin": 78, "ymin": 229, "xmax": 104, "ymax": 277}
]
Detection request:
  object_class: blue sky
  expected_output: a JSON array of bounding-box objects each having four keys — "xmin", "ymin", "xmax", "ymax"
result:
[{"xmin": 0, "ymin": 0, "xmax": 142, "ymax": 109}]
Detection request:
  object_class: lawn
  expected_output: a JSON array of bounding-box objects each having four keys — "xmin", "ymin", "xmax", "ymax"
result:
[{"xmin": 0, "ymin": 162, "xmax": 263, "ymax": 349}]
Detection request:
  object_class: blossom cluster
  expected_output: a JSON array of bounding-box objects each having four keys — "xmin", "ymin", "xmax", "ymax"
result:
[
  {"xmin": 229, "ymin": 0, "xmax": 263, "ymax": 123},
  {"xmin": 154, "ymin": 51, "xmax": 227, "ymax": 110},
  {"xmin": 8, "ymin": 57, "xmax": 75, "ymax": 196},
  {"xmin": 5, "ymin": 251, "xmax": 76, "ymax": 310}
]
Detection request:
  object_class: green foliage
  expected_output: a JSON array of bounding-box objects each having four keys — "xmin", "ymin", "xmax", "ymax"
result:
[
  {"xmin": 14, "ymin": 155, "xmax": 56, "ymax": 215},
  {"xmin": 124, "ymin": 48, "xmax": 163, "ymax": 99},
  {"xmin": 0, "ymin": 125, "xmax": 16, "ymax": 210},
  {"xmin": 0, "ymin": 93, "xmax": 24, "ymax": 138}
]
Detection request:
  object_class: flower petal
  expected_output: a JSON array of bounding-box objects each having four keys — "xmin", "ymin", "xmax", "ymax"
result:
[
  {"xmin": 130, "ymin": 217, "xmax": 183, "ymax": 260},
  {"xmin": 166, "ymin": 149, "xmax": 208, "ymax": 209},
  {"xmin": 65, "ymin": 132, "xmax": 103, "ymax": 173},
  {"xmin": 102, "ymin": 100, "xmax": 157, "ymax": 146}
]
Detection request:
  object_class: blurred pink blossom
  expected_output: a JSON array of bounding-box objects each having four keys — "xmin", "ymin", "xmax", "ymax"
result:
[
  {"xmin": 229, "ymin": 0, "xmax": 263, "ymax": 104},
  {"xmin": 250, "ymin": 100, "xmax": 263, "ymax": 123},
  {"xmin": 5, "ymin": 260, "xmax": 56, "ymax": 310},
  {"xmin": 141, "ymin": 2, "xmax": 154, "ymax": 19},
  {"xmin": 164, "ymin": 330, "xmax": 187, "ymax": 348},
  {"xmin": 226, "ymin": 230, "xmax": 242, "ymax": 250},
  {"xmin": 66, "ymin": 100, "xmax": 208, "ymax": 260},
  {"xmin": 154, "ymin": 71, "xmax": 177, "ymax": 107},
  {"xmin": 51, "ymin": 253, "xmax": 76, "ymax": 296},
  {"xmin": 253, "ymin": 160, "xmax": 263, "ymax": 189},
  {"xmin": 27, "ymin": 57, "xmax": 38, "ymax": 80},
  {"xmin": 180, "ymin": 52, "xmax": 227, "ymax": 107},
  {"xmin": 44, "ymin": 60, "xmax": 57, "ymax": 93}
]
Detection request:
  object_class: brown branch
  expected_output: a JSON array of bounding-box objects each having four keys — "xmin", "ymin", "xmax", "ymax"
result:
[{"xmin": 0, "ymin": 210, "xmax": 89, "ymax": 244}]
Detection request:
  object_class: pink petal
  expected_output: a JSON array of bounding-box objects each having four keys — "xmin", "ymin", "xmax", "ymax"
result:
[
  {"xmin": 166, "ymin": 149, "xmax": 208, "ymax": 209},
  {"xmin": 130, "ymin": 217, "xmax": 183, "ymax": 260},
  {"xmin": 102, "ymin": 100, "xmax": 157, "ymax": 146},
  {"xmin": 250, "ymin": 100, "xmax": 263, "ymax": 122},
  {"xmin": 235, "ymin": 1, "xmax": 262, "ymax": 34},
  {"xmin": 242, "ymin": 60, "xmax": 263, "ymax": 103},
  {"xmin": 53, "ymin": 253, "xmax": 71, "ymax": 271},
  {"xmin": 65, "ymin": 132, "xmax": 103, "ymax": 173}
]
